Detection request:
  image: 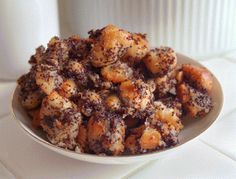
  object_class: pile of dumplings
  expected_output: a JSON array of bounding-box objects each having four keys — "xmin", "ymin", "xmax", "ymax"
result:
[{"xmin": 18, "ymin": 25, "xmax": 213, "ymax": 155}]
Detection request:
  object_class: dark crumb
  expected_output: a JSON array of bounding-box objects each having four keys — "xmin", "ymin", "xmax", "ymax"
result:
[
  {"xmin": 88, "ymin": 28, "xmax": 103, "ymax": 39},
  {"xmin": 43, "ymin": 115, "xmax": 57, "ymax": 128}
]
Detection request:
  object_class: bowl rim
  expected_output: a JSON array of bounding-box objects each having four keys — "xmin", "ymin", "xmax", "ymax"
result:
[{"xmin": 11, "ymin": 53, "xmax": 224, "ymax": 161}]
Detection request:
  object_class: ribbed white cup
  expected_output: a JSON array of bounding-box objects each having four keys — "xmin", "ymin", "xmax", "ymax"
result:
[
  {"xmin": 59, "ymin": 0, "xmax": 236, "ymax": 58},
  {"xmin": 0, "ymin": 0, "xmax": 59, "ymax": 80}
]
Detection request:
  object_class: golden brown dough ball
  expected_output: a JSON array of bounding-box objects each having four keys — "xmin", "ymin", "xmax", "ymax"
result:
[
  {"xmin": 18, "ymin": 69, "xmax": 44, "ymax": 110},
  {"xmin": 139, "ymin": 127, "xmax": 162, "ymax": 150},
  {"xmin": 125, "ymin": 125, "xmax": 143, "ymax": 154},
  {"xmin": 82, "ymin": 90, "xmax": 101, "ymax": 104},
  {"xmin": 36, "ymin": 65, "xmax": 63, "ymax": 95},
  {"xmin": 79, "ymin": 90, "xmax": 102, "ymax": 117},
  {"xmin": 101, "ymin": 62, "xmax": 133, "ymax": 83},
  {"xmin": 154, "ymin": 70, "xmax": 177, "ymax": 97},
  {"xmin": 58, "ymin": 79, "xmax": 77, "ymax": 98},
  {"xmin": 182, "ymin": 64, "xmax": 213, "ymax": 93},
  {"xmin": 45, "ymin": 36, "xmax": 69, "ymax": 66},
  {"xmin": 177, "ymin": 83, "xmax": 190, "ymax": 104},
  {"xmin": 176, "ymin": 70, "xmax": 184, "ymax": 84},
  {"xmin": 48, "ymin": 36, "xmax": 61, "ymax": 47},
  {"xmin": 40, "ymin": 109, "xmax": 82, "ymax": 150},
  {"xmin": 119, "ymin": 79, "xmax": 153, "ymax": 111},
  {"xmin": 147, "ymin": 79, "xmax": 156, "ymax": 93},
  {"xmin": 143, "ymin": 47, "xmax": 177, "ymax": 76},
  {"xmin": 177, "ymin": 83, "xmax": 212, "ymax": 118},
  {"xmin": 29, "ymin": 109, "xmax": 41, "ymax": 129},
  {"xmin": 77, "ymin": 124, "xmax": 88, "ymax": 152},
  {"xmin": 90, "ymin": 25, "xmax": 133, "ymax": 67},
  {"xmin": 161, "ymin": 97, "xmax": 183, "ymax": 118},
  {"xmin": 125, "ymin": 33, "xmax": 149, "ymax": 62},
  {"xmin": 87, "ymin": 116, "xmax": 107, "ymax": 146},
  {"xmin": 155, "ymin": 75, "xmax": 170, "ymax": 97},
  {"xmin": 102, "ymin": 119, "xmax": 125, "ymax": 155},
  {"xmin": 87, "ymin": 114, "xmax": 125, "ymax": 155},
  {"xmin": 21, "ymin": 91, "xmax": 42, "ymax": 110},
  {"xmin": 159, "ymin": 123, "xmax": 179, "ymax": 145},
  {"xmin": 40, "ymin": 91, "xmax": 74, "ymax": 119},
  {"xmin": 105, "ymin": 95, "xmax": 121, "ymax": 111},
  {"xmin": 152, "ymin": 101, "xmax": 183, "ymax": 132},
  {"xmin": 67, "ymin": 61, "xmax": 85, "ymax": 75},
  {"xmin": 125, "ymin": 134, "xmax": 139, "ymax": 154},
  {"xmin": 29, "ymin": 46, "xmax": 45, "ymax": 65},
  {"xmin": 125, "ymin": 125, "xmax": 163, "ymax": 153}
]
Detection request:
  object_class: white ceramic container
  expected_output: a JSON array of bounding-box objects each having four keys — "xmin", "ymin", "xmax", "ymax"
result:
[
  {"xmin": 0, "ymin": 0, "xmax": 59, "ymax": 80},
  {"xmin": 11, "ymin": 54, "xmax": 223, "ymax": 164}
]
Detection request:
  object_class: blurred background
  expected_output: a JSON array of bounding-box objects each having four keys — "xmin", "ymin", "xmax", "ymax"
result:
[{"xmin": 0, "ymin": 0, "xmax": 236, "ymax": 79}]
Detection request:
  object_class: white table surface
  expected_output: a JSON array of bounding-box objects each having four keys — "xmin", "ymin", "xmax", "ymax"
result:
[{"xmin": 0, "ymin": 50, "xmax": 236, "ymax": 179}]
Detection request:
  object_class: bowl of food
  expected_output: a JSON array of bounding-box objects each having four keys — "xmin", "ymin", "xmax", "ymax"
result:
[{"xmin": 11, "ymin": 25, "xmax": 223, "ymax": 164}]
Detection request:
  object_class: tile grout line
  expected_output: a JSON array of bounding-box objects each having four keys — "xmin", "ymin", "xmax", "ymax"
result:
[
  {"xmin": 222, "ymin": 57, "xmax": 236, "ymax": 63},
  {"xmin": 197, "ymin": 58, "xmax": 219, "ymax": 62},
  {"xmin": 0, "ymin": 159, "xmax": 18, "ymax": 179},
  {"xmin": 0, "ymin": 115, "xmax": 21, "ymax": 178},
  {"xmin": 0, "ymin": 80, "xmax": 16, "ymax": 83},
  {"xmin": 216, "ymin": 108, "xmax": 236, "ymax": 125},
  {"xmin": 193, "ymin": 56, "xmax": 229, "ymax": 64},
  {"xmin": 199, "ymin": 56, "xmax": 234, "ymax": 63},
  {"xmin": 121, "ymin": 161, "xmax": 155, "ymax": 179},
  {"xmin": 199, "ymin": 139, "xmax": 236, "ymax": 163},
  {"xmin": 196, "ymin": 54, "xmax": 236, "ymax": 63},
  {"xmin": 221, "ymin": 108, "xmax": 236, "ymax": 118}
]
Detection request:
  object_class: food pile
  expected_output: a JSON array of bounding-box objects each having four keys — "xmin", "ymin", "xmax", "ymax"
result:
[{"xmin": 18, "ymin": 25, "xmax": 213, "ymax": 155}]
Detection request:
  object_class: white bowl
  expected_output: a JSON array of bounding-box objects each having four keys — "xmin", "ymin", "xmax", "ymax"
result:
[{"xmin": 11, "ymin": 53, "xmax": 223, "ymax": 164}]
